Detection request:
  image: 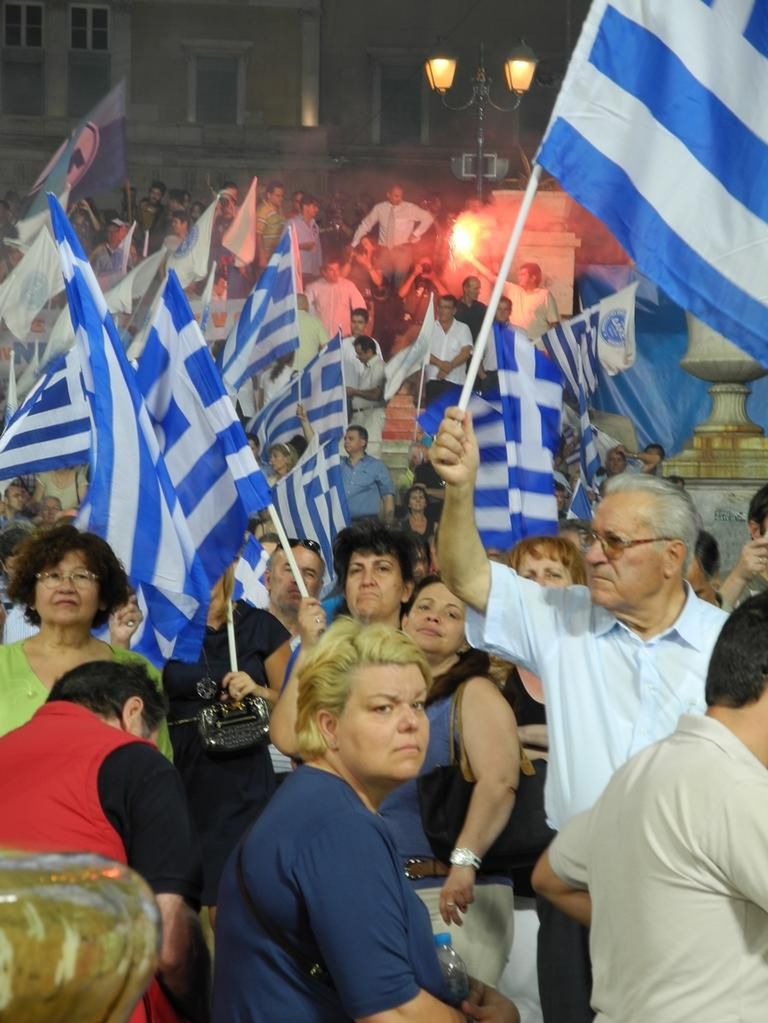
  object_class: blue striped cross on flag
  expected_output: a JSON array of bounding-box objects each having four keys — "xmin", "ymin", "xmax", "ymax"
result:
[
  {"xmin": 248, "ymin": 332, "xmax": 345, "ymax": 453},
  {"xmin": 48, "ymin": 193, "xmax": 210, "ymax": 665},
  {"xmin": 0, "ymin": 348, "xmax": 91, "ymax": 480},
  {"xmin": 217, "ymin": 227, "xmax": 300, "ymax": 394},
  {"xmin": 135, "ymin": 270, "xmax": 272, "ymax": 591},
  {"xmin": 496, "ymin": 324, "xmax": 564, "ymax": 540},
  {"xmin": 232, "ymin": 534, "xmax": 270, "ymax": 609}
]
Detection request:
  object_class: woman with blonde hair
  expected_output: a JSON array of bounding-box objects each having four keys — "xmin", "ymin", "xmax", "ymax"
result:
[{"xmin": 213, "ymin": 617, "xmax": 520, "ymax": 1023}]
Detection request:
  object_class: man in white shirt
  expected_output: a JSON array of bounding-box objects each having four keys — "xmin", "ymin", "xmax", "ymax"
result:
[
  {"xmin": 341, "ymin": 307, "xmax": 384, "ymax": 392},
  {"xmin": 504, "ymin": 262, "xmax": 560, "ymax": 339},
  {"xmin": 305, "ymin": 259, "xmax": 366, "ymax": 338},
  {"xmin": 295, "ymin": 293, "xmax": 329, "ymax": 371},
  {"xmin": 533, "ymin": 593, "xmax": 768, "ymax": 1023},
  {"xmin": 425, "ymin": 295, "xmax": 472, "ymax": 405},
  {"xmin": 351, "ymin": 184, "xmax": 434, "ymax": 288},
  {"xmin": 429, "ymin": 411, "xmax": 728, "ymax": 1023},
  {"xmin": 347, "ymin": 336, "xmax": 386, "ymax": 458}
]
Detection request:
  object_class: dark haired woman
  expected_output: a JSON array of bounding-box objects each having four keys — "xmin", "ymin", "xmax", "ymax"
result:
[
  {"xmin": 0, "ymin": 525, "xmax": 171, "ymax": 756},
  {"xmin": 379, "ymin": 576, "xmax": 520, "ymax": 987}
]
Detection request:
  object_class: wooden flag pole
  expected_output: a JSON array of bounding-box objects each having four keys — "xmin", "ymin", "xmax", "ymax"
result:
[{"xmin": 458, "ymin": 164, "xmax": 543, "ymax": 411}]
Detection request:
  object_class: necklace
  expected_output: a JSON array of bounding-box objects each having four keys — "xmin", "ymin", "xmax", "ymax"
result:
[{"xmin": 195, "ymin": 644, "xmax": 218, "ymax": 700}]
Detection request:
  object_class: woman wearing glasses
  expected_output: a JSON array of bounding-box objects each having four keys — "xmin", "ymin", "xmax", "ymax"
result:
[
  {"xmin": 163, "ymin": 563, "xmax": 292, "ymax": 919},
  {"xmin": 0, "ymin": 524, "xmax": 172, "ymax": 757}
]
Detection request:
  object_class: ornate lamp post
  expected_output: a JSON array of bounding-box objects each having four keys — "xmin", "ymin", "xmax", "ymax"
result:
[{"xmin": 425, "ymin": 42, "xmax": 538, "ymax": 200}]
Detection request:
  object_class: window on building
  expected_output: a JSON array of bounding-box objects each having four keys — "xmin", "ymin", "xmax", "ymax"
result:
[
  {"xmin": 379, "ymin": 64, "xmax": 422, "ymax": 145},
  {"xmin": 3, "ymin": 3, "xmax": 43, "ymax": 47},
  {"xmin": 70, "ymin": 5, "xmax": 109, "ymax": 50},
  {"xmin": 68, "ymin": 6, "xmax": 110, "ymax": 116},
  {"xmin": 195, "ymin": 56, "xmax": 238, "ymax": 124}
]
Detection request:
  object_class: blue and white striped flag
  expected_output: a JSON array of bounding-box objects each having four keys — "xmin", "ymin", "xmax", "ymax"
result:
[
  {"xmin": 0, "ymin": 348, "xmax": 91, "ymax": 478},
  {"xmin": 272, "ymin": 435, "xmax": 350, "ymax": 582},
  {"xmin": 135, "ymin": 270, "xmax": 272, "ymax": 590},
  {"xmin": 48, "ymin": 194, "xmax": 210, "ymax": 665},
  {"xmin": 232, "ymin": 533, "xmax": 270, "ymax": 609},
  {"xmin": 539, "ymin": 288, "xmax": 637, "ymax": 486},
  {"xmin": 567, "ymin": 479, "xmax": 594, "ymax": 521},
  {"xmin": 217, "ymin": 228, "xmax": 299, "ymax": 394},
  {"xmin": 249, "ymin": 332, "xmax": 345, "ymax": 452},
  {"xmin": 496, "ymin": 324, "xmax": 563, "ymax": 540},
  {"xmin": 537, "ymin": 0, "xmax": 768, "ymax": 367},
  {"xmin": 419, "ymin": 386, "xmax": 514, "ymax": 550}
]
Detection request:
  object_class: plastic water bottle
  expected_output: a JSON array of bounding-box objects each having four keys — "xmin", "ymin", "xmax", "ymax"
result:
[{"xmin": 434, "ymin": 932, "xmax": 469, "ymax": 1004}]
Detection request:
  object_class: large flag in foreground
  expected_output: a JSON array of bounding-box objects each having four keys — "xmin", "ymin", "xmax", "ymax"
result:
[
  {"xmin": 419, "ymin": 387, "xmax": 514, "ymax": 550},
  {"xmin": 0, "ymin": 349, "xmax": 91, "ymax": 479},
  {"xmin": 537, "ymin": 0, "xmax": 768, "ymax": 367},
  {"xmin": 48, "ymin": 195, "xmax": 209, "ymax": 665},
  {"xmin": 249, "ymin": 333, "xmax": 345, "ymax": 452},
  {"xmin": 217, "ymin": 228, "xmax": 299, "ymax": 394},
  {"xmin": 136, "ymin": 271, "xmax": 271, "ymax": 587},
  {"xmin": 272, "ymin": 436, "xmax": 350, "ymax": 583},
  {"xmin": 496, "ymin": 325, "xmax": 563, "ymax": 540}
]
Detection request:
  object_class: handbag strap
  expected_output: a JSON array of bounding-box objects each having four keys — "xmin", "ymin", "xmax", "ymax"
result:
[
  {"xmin": 451, "ymin": 681, "xmax": 538, "ymax": 781},
  {"xmin": 450, "ymin": 682, "xmax": 476, "ymax": 783},
  {"xmin": 235, "ymin": 837, "xmax": 335, "ymax": 990}
]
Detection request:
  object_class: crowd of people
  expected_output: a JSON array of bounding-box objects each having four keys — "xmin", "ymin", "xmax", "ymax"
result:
[{"xmin": 1, "ymin": 174, "xmax": 768, "ymax": 1023}]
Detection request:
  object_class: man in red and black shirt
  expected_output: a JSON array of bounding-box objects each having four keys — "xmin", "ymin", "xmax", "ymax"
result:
[{"xmin": 0, "ymin": 660, "xmax": 209, "ymax": 1023}]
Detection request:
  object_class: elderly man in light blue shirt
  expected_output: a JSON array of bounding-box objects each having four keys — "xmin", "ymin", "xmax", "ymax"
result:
[{"xmin": 430, "ymin": 405, "xmax": 727, "ymax": 1023}]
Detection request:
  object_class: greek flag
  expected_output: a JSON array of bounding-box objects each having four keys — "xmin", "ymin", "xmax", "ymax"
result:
[
  {"xmin": 272, "ymin": 435, "xmax": 350, "ymax": 582},
  {"xmin": 419, "ymin": 386, "xmax": 514, "ymax": 550},
  {"xmin": 135, "ymin": 270, "xmax": 272, "ymax": 589},
  {"xmin": 217, "ymin": 228, "xmax": 300, "ymax": 394},
  {"xmin": 249, "ymin": 332, "xmax": 345, "ymax": 452},
  {"xmin": 537, "ymin": 0, "xmax": 768, "ymax": 367},
  {"xmin": 496, "ymin": 324, "xmax": 563, "ymax": 540},
  {"xmin": 539, "ymin": 287, "xmax": 636, "ymax": 486},
  {"xmin": 0, "ymin": 348, "xmax": 91, "ymax": 477},
  {"xmin": 232, "ymin": 534, "xmax": 270, "ymax": 609},
  {"xmin": 48, "ymin": 194, "xmax": 210, "ymax": 665},
  {"xmin": 567, "ymin": 479, "xmax": 594, "ymax": 521}
]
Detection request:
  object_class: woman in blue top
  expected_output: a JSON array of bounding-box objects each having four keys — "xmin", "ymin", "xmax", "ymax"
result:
[
  {"xmin": 380, "ymin": 577, "xmax": 521, "ymax": 987},
  {"xmin": 213, "ymin": 616, "xmax": 519, "ymax": 1023}
]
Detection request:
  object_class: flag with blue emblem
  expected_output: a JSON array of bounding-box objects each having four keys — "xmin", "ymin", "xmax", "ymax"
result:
[
  {"xmin": 217, "ymin": 228, "xmax": 300, "ymax": 395},
  {"xmin": 537, "ymin": 0, "xmax": 768, "ymax": 367},
  {"xmin": 0, "ymin": 348, "xmax": 91, "ymax": 478},
  {"xmin": 48, "ymin": 193, "xmax": 210, "ymax": 665},
  {"xmin": 272, "ymin": 435, "xmax": 350, "ymax": 582},
  {"xmin": 540, "ymin": 286, "xmax": 637, "ymax": 486},
  {"xmin": 135, "ymin": 270, "xmax": 272, "ymax": 591},
  {"xmin": 232, "ymin": 534, "xmax": 270, "ymax": 608},
  {"xmin": 248, "ymin": 332, "xmax": 345, "ymax": 452},
  {"xmin": 419, "ymin": 386, "xmax": 514, "ymax": 550},
  {"xmin": 496, "ymin": 324, "xmax": 563, "ymax": 540}
]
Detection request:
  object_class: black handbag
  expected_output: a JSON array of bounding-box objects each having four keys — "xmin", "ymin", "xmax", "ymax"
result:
[
  {"xmin": 417, "ymin": 683, "xmax": 555, "ymax": 873},
  {"xmin": 197, "ymin": 695, "xmax": 271, "ymax": 754}
]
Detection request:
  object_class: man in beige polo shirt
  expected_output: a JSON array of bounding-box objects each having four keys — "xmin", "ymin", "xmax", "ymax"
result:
[{"xmin": 532, "ymin": 592, "xmax": 768, "ymax": 1023}]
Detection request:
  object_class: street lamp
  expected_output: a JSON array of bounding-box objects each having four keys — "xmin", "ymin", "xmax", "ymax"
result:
[{"xmin": 425, "ymin": 41, "xmax": 538, "ymax": 200}]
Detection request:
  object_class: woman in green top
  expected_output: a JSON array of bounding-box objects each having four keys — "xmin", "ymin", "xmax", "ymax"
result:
[{"xmin": 0, "ymin": 524, "xmax": 172, "ymax": 759}]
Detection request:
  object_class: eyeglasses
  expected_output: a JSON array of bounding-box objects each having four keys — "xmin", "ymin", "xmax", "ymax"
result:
[
  {"xmin": 583, "ymin": 530, "xmax": 678, "ymax": 560},
  {"xmin": 35, "ymin": 570, "xmax": 99, "ymax": 590},
  {"xmin": 288, "ymin": 538, "xmax": 322, "ymax": 554}
]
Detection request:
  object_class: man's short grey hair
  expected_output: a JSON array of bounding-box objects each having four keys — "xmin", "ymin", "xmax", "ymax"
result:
[{"xmin": 604, "ymin": 474, "xmax": 698, "ymax": 573}]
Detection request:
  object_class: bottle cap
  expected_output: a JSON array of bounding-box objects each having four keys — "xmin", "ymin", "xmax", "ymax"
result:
[{"xmin": 434, "ymin": 932, "xmax": 452, "ymax": 946}]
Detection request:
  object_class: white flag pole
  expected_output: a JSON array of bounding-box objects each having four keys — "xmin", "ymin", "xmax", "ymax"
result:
[
  {"xmin": 226, "ymin": 599, "xmax": 239, "ymax": 673},
  {"xmin": 458, "ymin": 164, "xmax": 543, "ymax": 411},
  {"xmin": 267, "ymin": 501, "xmax": 310, "ymax": 598}
]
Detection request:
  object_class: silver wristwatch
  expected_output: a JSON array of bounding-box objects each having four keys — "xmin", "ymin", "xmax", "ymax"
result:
[{"xmin": 449, "ymin": 847, "xmax": 481, "ymax": 870}]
